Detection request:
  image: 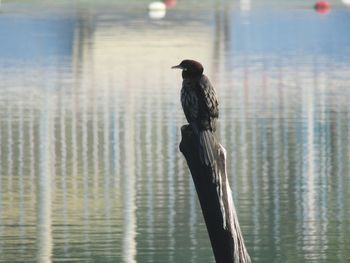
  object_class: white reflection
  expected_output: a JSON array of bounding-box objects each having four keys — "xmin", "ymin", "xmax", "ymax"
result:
[
  {"xmin": 103, "ymin": 87, "xmax": 111, "ymax": 237},
  {"xmin": 36, "ymin": 93, "xmax": 54, "ymax": 263},
  {"xmin": 240, "ymin": 0, "xmax": 251, "ymax": 11},
  {"xmin": 18, "ymin": 103, "xmax": 26, "ymax": 255},
  {"xmin": 148, "ymin": 1, "xmax": 166, "ymax": 10},
  {"xmin": 111, "ymin": 78, "xmax": 120, "ymax": 188},
  {"xmin": 59, "ymin": 95, "xmax": 69, "ymax": 256},
  {"xmin": 29, "ymin": 106, "xmax": 36, "ymax": 195},
  {"xmin": 318, "ymin": 66, "xmax": 329, "ymax": 255},
  {"xmin": 302, "ymin": 68, "xmax": 316, "ymax": 257},
  {"xmin": 92, "ymin": 91, "xmax": 100, "ymax": 199},
  {"xmin": 122, "ymin": 87, "xmax": 137, "ymax": 263},
  {"xmin": 272, "ymin": 99, "xmax": 281, "ymax": 250},
  {"xmin": 111, "ymin": 111, "xmax": 118, "ymax": 183},
  {"xmin": 293, "ymin": 66, "xmax": 303, "ymax": 253},
  {"xmin": 342, "ymin": 0, "xmax": 350, "ymax": 6},
  {"xmin": 7, "ymin": 105, "xmax": 13, "ymax": 198}
]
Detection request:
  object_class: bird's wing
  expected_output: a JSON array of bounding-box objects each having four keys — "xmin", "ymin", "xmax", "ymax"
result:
[
  {"xmin": 198, "ymin": 75, "xmax": 219, "ymax": 118},
  {"xmin": 181, "ymin": 86, "xmax": 199, "ymax": 124}
]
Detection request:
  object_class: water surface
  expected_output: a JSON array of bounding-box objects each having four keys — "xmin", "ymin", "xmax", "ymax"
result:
[{"xmin": 0, "ymin": 1, "xmax": 350, "ymax": 262}]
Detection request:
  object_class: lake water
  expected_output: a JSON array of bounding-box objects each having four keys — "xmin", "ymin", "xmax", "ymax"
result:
[{"xmin": 0, "ymin": 1, "xmax": 350, "ymax": 262}]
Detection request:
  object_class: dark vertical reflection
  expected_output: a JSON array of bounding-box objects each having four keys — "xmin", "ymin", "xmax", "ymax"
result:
[
  {"xmin": 241, "ymin": 58, "xmax": 250, "ymax": 194},
  {"xmin": 315, "ymin": 59, "xmax": 329, "ymax": 260},
  {"xmin": 70, "ymin": 87, "xmax": 78, "ymax": 203},
  {"xmin": 103, "ymin": 81, "xmax": 112, "ymax": 259},
  {"xmin": 111, "ymin": 92, "xmax": 120, "ymax": 189},
  {"xmin": 135, "ymin": 109, "xmax": 142, "ymax": 259},
  {"xmin": 145, "ymin": 91, "xmax": 155, "ymax": 261},
  {"xmin": 271, "ymin": 84, "xmax": 281, "ymax": 257},
  {"xmin": 250, "ymin": 65, "xmax": 260, "ymax": 256},
  {"xmin": 92, "ymin": 83, "xmax": 100, "ymax": 199},
  {"xmin": 81, "ymin": 69, "xmax": 91, "ymax": 259},
  {"xmin": 334, "ymin": 98, "xmax": 345, "ymax": 262}
]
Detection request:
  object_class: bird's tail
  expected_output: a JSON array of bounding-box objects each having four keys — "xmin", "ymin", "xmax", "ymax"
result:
[{"xmin": 198, "ymin": 130, "xmax": 218, "ymax": 167}]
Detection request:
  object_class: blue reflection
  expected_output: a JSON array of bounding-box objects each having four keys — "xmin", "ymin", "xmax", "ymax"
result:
[
  {"xmin": 229, "ymin": 9, "xmax": 350, "ymax": 59},
  {"xmin": 0, "ymin": 15, "xmax": 75, "ymax": 60}
]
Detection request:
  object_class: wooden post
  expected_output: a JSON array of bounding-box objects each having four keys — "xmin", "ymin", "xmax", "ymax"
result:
[{"xmin": 179, "ymin": 125, "xmax": 251, "ymax": 263}]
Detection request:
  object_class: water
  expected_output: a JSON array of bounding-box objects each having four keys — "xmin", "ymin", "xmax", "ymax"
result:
[{"xmin": 0, "ymin": 1, "xmax": 350, "ymax": 262}]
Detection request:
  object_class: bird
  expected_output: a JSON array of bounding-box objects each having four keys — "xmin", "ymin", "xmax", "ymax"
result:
[{"xmin": 172, "ymin": 59, "xmax": 219, "ymax": 166}]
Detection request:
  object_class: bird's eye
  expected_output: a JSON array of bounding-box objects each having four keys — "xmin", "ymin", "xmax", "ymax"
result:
[{"xmin": 183, "ymin": 68, "xmax": 188, "ymax": 71}]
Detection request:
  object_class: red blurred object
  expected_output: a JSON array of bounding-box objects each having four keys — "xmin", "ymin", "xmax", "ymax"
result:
[
  {"xmin": 314, "ymin": 1, "xmax": 331, "ymax": 14},
  {"xmin": 164, "ymin": 0, "xmax": 176, "ymax": 8}
]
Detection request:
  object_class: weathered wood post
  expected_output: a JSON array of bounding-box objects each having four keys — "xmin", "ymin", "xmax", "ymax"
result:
[{"xmin": 179, "ymin": 125, "xmax": 251, "ymax": 263}]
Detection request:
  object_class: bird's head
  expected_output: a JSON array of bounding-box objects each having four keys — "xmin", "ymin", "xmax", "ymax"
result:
[{"xmin": 172, "ymin": 59, "xmax": 204, "ymax": 79}]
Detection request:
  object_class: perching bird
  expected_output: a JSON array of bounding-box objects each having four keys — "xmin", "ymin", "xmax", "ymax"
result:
[{"xmin": 172, "ymin": 59, "xmax": 219, "ymax": 166}]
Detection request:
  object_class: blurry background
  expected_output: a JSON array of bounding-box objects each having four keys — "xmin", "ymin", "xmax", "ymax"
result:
[{"xmin": 0, "ymin": 0, "xmax": 350, "ymax": 262}]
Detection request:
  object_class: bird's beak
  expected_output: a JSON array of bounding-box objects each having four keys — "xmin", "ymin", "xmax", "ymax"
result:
[{"xmin": 171, "ymin": 64, "xmax": 183, "ymax": 69}]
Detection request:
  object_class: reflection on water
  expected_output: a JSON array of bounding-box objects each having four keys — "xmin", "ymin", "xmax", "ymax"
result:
[
  {"xmin": 37, "ymin": 94, "xmax": 54, "ymax": 263},
  {"xmin": 0, "ymin": 1, "xmax": 350, "ymax": 262}
]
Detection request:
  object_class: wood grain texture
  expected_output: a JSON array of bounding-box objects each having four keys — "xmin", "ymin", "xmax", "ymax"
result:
[{"xmin": 179, "ymin": 125, "xmax": 251, "ymax": 263}]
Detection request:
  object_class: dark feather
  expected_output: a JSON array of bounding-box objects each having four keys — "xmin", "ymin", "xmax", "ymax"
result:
[{"xmin": 177, "ymin": 60, "xmax": 219, "ymax": 167}]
